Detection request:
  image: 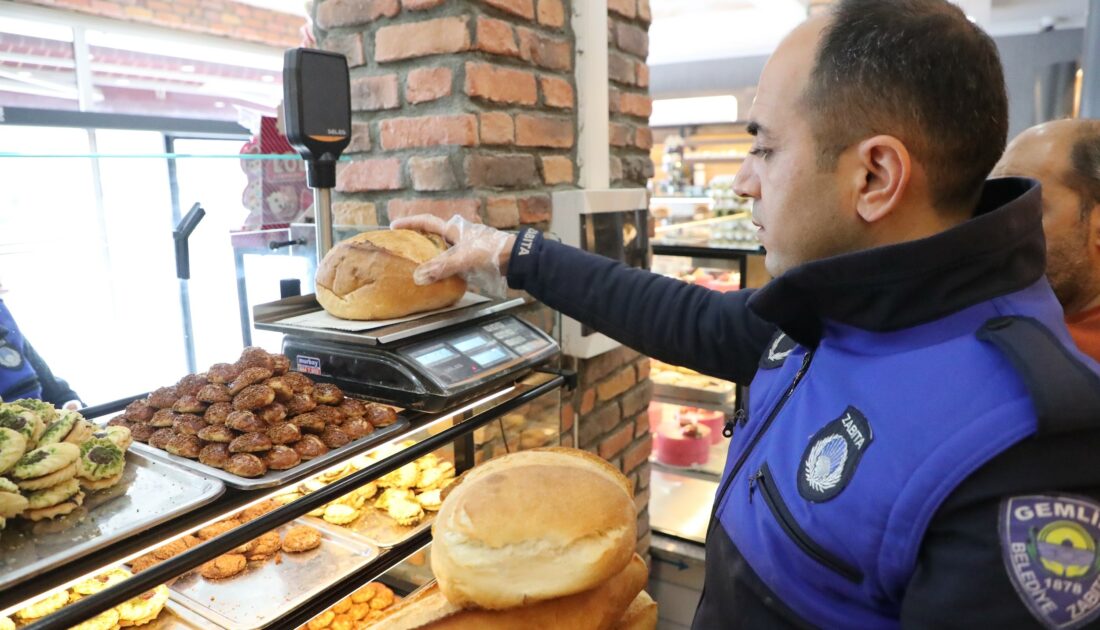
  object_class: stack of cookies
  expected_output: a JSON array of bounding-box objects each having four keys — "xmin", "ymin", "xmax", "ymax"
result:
[
  {"xmin": 0, "ymin": 400, "xmax": 131, "ymax": 526},
  {"xmin": 108, "ymin": 347, "xmax": 399, "ymax": 478},
  {"xmin": 4, "ymin": 567, "xmax": 170, "ymax": 628}
]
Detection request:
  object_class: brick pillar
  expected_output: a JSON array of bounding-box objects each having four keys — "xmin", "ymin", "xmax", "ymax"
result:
[
  {"xmin": 315, "ymin": 0, "xmax": 653, "ymax": 558},
  {"xmin": 317, "ymin": 0, "xmax": 576, "ymax": 229}
]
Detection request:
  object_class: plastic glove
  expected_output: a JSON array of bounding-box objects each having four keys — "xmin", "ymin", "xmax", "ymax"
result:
[{"xmin": 390, "ymin": 215, "xmax": 516, "ymax": 299}]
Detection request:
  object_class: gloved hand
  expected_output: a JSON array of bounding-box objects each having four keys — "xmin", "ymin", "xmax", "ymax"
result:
[{"xmin": 389, "ymin": 215, "xmax": 516, "ymax": 298}]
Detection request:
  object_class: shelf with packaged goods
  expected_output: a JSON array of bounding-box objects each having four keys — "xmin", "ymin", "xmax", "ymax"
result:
[{"xmin": 4, "ymin": 370, "xmax": 566, "ymax": 630}]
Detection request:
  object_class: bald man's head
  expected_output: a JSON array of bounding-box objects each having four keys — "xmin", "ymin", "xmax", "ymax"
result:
[{"xmin": 994, "ymin": 119, "xmax": 1100, "ymax": 314}]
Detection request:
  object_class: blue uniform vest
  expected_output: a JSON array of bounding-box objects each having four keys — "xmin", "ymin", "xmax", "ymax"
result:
[
  {"xmin": 715, "ymin": 279, "xmax": 1090, "ymax": 629},
  {"xmin": 0, "ymin": 300, "xmax": 43, "ymax": 401}
]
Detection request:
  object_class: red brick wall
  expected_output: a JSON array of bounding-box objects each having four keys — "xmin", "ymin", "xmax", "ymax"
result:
[
  {"xmin": 608, "ymin": 0, "xmax": 653, "ymax": 186},
  {"xmin": 17, "ymin": 0, "xmax": 303, "ymax": 47},
  {"xmin": 319, "ymin": 0, "xmax": 576, "ymax": 230},
  {"xmin": 317, "ymin": 0, "xmax": 653, "ymax": 558}
]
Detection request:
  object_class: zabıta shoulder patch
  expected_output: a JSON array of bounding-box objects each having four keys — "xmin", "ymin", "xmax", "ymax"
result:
[{"xmin": 1000, "ymin": 495, "xmax": 1100, "ymax": 629}]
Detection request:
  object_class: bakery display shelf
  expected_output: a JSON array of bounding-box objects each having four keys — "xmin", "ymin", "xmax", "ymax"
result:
[
  {"xmin": 305, "ymin": 504, "xmax": 435, "ymax": 550},
  {"xmin": 123, "ymin": 414, "xmax": 411, "ymax": 491},
  {"xmin": 0, "ymin": 451, "xmax": 225, "ymax": 593},
  {"xmin": 651, "ymin": 393, "xmax": 736, "ymax": 416},
  {"xmin": 13, "ymin": 371, "xmax": 566, "ymax": 630},
  {"xmin": 651, "ymin": 381, "xmax": 737, "ymax": 407},
  {"xmin": 167, "ymin": 520, "xmax": 378, "ymax": 630}
]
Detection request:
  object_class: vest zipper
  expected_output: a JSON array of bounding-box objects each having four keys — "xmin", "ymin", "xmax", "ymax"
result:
[
  {"xmin": 723, "ymin": 408, "xmax": 746, "ymax": 438},
  {"xmin": 754, "ymin": 463, "xmax": 864, "ymax": 583},
  {"xmin": 712, "ymin": 351, "xmax": 815, "ymax": 515}
]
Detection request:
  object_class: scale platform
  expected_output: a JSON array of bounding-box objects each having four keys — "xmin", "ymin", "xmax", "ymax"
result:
[{"xmin": 254, "ymin": 295, "xmax": 559, "ymax": 411}]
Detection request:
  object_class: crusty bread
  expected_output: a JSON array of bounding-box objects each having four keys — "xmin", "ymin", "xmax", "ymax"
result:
[
  {"xmin": 315, "ymin": 229, "xmax": 466, "ymax": 320},
  {"xmin": 614, "ymin": 590, "xmax": 658, "ymax": 630},
  {"xmin": 378, "ymin": 554, "xmax": 649, "ymax": 630},
  {"xmin": 431, "ymin": 448, "xmax": 637, "ymax": 610}
]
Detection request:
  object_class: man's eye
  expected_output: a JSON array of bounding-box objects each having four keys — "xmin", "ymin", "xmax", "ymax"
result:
[{"xmin": 749, "ymin": 147, "xmax": 772, "ymax": 159}]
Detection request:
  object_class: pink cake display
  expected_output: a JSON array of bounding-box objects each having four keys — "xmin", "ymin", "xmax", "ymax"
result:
[
  {"xmin": 678, "ymin": 408, "xmax": 726, "ymax": 444},
  {"xmin": 656, "ymin": 422, "xmax": 711, "ymax": 467}
]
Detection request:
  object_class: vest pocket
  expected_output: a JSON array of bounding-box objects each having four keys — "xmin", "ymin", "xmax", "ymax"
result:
[{"xmin": 751, "ymin": 463, "xmax": 863, "ymax": 583}]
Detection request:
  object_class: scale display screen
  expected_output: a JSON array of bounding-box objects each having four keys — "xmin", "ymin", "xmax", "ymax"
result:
[
  {"xmin": 398, "ymin": 316, "xmax": 556, "ymax": 389},
  {"xmin": 415, "ymin": 347, "xmax": 456, "ymax": 366},
  {"xmin": 452, "ymin": 334, "xmax": 488, "ymax": 353},
  {"xmin": 470, "ymin": 346, "xmax": 507, "ymax": 367}
]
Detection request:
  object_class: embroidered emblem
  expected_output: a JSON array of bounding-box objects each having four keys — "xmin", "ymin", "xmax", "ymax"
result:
[
  {"xmin": 999, "ymin": 495, "xmax": 1100, "ymax": 629},
  {"xmin": 797, "ymin": 406, "xmax": 872, "ymax": 502},
  {"xmin": 0, "ymin": 345, "xmax": 22, "ymax": 369},
  {"xmin": 760, "ymin": 332, "xmax": 797, "ymax": 369}
]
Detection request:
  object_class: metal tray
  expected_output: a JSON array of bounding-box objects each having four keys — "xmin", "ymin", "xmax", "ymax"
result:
[
  {"xmin": 306, "ymin": 505, "xmax": 436, "ymax": 549},
  {"xmin": 126, "ymin": 417, "xmax": 410, "ymax": 490},
  {"xmin": 253, "ymin": 294, "xmax": 526, "ymax": 347},
  {"xmin": 168, "ymin": 520, "xmax": 378, "ymax": 630},
  {"xmin": 0, "ymin": 451, "xmax": 225, "ymax": 592},
  {"xmin": 148, "ymin": 602, "xmax": 217, "ymax": 629}
]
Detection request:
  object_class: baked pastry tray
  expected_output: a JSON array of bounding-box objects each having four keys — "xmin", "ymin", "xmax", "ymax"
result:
[
  {"xmin": 0, "ymin": 451, "xmax": 225, "ymax": 592},
  {"xmin": 305, "ymin": 505, "xmax": 436, "ymax": 549},
  {"xmin": 652, "ymin": 381, "xmax": 737, "ymax": 406},
  {"xmin": 167, "ymin": 520, "xmax": 378, "ymax": 630},
  {"xmin": 122, "ymin": 417, "xmax": 409, "ymax": 490}
]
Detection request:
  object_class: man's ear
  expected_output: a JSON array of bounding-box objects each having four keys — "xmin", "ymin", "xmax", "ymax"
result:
[{"xmin": 852, "ymin": 135, "xmax": 912, "ymax": 224}]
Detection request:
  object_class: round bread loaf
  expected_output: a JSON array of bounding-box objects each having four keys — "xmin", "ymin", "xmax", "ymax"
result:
[
  {"xmin": 430, "ymin": 447, "xmax": 637, "ymax": 610},
  {"xmin": 315, "ymin": 230, "xmax": 467, "ymax": 320}
]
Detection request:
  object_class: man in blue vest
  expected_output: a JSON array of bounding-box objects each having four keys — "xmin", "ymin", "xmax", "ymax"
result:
[
  {"xmin": 395, "ymin": 0, "xmax": 1100, "ymax": 627},
  {"xmin": 0, "ymin": 296, "xmax": 81, "ymax": 408}
]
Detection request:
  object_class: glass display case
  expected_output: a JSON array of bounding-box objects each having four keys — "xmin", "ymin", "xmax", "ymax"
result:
[{"xmin": 0, "ymin": 142, "xmax": 570, "ymax": 629}]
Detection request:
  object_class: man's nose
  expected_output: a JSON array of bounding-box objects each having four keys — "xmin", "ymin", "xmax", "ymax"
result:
[{"xmin": 734, "ymin": 160, "xmax": 760, "ymax": 199}]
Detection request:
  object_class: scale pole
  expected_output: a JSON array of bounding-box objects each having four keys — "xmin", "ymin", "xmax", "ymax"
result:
[{"xmin": 314, "ymin": 186, "xmax": 333, "ymax": 260}]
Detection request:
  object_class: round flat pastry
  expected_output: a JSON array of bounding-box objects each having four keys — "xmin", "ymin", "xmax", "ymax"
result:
[
  {"xmin": 0, "ymin": 408, "xmax": 39, "ymax": 445},
  {"xmin": 61, "ymin": 418, "xmax": 97, "ymax": 446},
  {"xmin": 0, "ymin": 616, "xmax": 14, "ymax": 630},
  {"xmin": 22, "ymin": 490, "xmax": 84, "ymax": 521},
  {"xmin": 72, "ymin": 567, "xmax": 132, "ymax": 595},
  {"xmin": 16, "ymin": 461, "xmax": 78, "ymax": 490},
  {"xmin": 25, "ymin": 477, "xmax": 81, "ymax": 510},
  {"xmin": 78, "ymin": 438, "xmax": 126, "ymax": 481},
  {"xmin": 116, "ymin": 584, "xmax": 169, "ymax": 626},
  {"xmin": 199, "ymin": 554, "xmax": 247, "ymax": 580},
  {"xmin": 91, "ymin": 425, "xmax": 133, "ymax": 451},
  {"xmin": 67, "ymin": 607, "xmax": 120, "ymax": 630},
  {"xmin": 14, "ymin": 589, "xmax": 69, "ymax": 621},
  {"xmin": 0, "ymin": 426, "xmax": 27, "ymax": 475},
  {"xmin": 11, "ymin": 442, "xmax": 80, "ymax": 481},
  {"xmin": 0, "ymin": 477, "xmax": 29, "ymax": 518},
  {"xmin": 80, "ymin": 470, "xmax": 125, "ymax": 491},
  {"xmin": 36, "ymin": 411, "xmax": 77, "ymax": 447},
  {"xmin": 282, "ymin": 525, "xmax": 322, "ymax": 553}
]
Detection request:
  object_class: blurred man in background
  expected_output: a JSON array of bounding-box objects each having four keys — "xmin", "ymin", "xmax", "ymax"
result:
[{"xmin": 994, "ymin": 119, "xmax": 1100, "ymax": 361}]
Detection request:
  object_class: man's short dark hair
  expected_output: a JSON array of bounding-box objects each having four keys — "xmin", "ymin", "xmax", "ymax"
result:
[
  {"xmin": 804, "ymin": 0, "xmax": 1009, "ymax": 212},
  {"xmin": 1066, "ymin": 124, "xmax": 1100, "ymax": 218}
]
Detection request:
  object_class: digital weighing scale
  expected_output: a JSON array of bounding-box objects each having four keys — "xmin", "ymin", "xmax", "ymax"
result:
[{"xmin": 254, "ymin": 295, "xmax": 560, "ymax": 412}]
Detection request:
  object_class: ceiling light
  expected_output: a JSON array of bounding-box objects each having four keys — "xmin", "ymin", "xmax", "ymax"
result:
[
  {"xmin": 16, "ymin": 71, "xmax": 31, "ymax": 78},
  {"xmin": 116, "ymin": 78, "xmax": 130, "ymax": 86},
  {"xmin": 214, "ymin": 101, "xmax": 226, "ymax": 108},
  {"xmin": 650, "ymin": 95, "xmax": 740, "ymax": 127},
  {"xmin": 181, "ymin": 64, "xmax": 196, "ymax": 72},
  {"xmin": 261, "ymin": 75, "xmax": 274, "ymax": 83}
]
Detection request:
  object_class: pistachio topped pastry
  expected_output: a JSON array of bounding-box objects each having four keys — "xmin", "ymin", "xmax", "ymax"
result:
[
  {"xmin": 0, "ymin": 426, "xmax": 27, "ymax": 475},
  {"xmin": 77, "ymin": 438, "xmax": 125, "ymax": 481},
  {"xmin": 37, "ymin": 410, "xmax": 79, "ymax": 447},
  {"xmin": 0, "ymin": 407, "xmax": 41, "ymax": 446},
  {"xmin": 11, "ymin": 442, "xmax": 80, "ymax": 481},
  {"xmin": 10, "ymin": 398, "xmax": 59, "ymax": 426}
]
